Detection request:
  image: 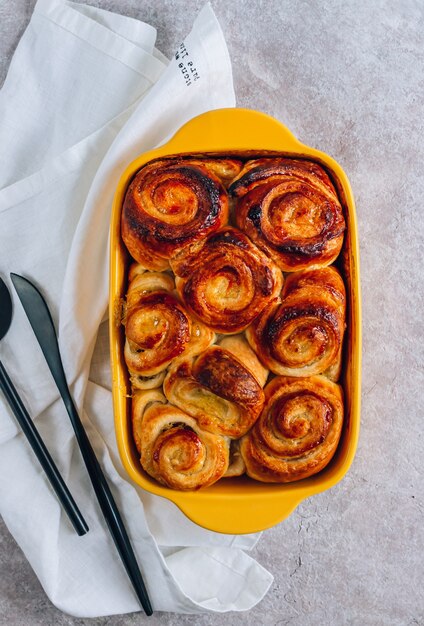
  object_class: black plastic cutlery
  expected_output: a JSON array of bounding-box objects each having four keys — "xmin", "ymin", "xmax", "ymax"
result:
[{"xmin": 11, "ymin": 273, "xmax": 153, "ymax": 616}]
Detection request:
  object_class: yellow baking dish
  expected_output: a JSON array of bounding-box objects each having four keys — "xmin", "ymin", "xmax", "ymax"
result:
[{"xmin": 109, "ymin": 108, "xmax": 361, "ymax": 534}]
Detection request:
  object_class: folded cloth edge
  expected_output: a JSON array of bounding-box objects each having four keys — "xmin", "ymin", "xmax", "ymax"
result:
[{"xmin": 34, "ymin": 0, "xmax": 165, "ymax": 81}]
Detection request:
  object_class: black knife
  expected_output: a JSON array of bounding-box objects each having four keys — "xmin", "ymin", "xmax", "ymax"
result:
[{"xmin": 11, "ymin": 273, "xmax": 153, "ymax": 616}]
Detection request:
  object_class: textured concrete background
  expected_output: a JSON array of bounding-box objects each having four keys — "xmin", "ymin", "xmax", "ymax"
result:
[{"xmin": 1, "ymin": 1, "xmax": 423, "ymax": 625}]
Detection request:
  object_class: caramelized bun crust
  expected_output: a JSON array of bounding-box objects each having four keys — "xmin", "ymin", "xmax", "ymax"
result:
[
  {"xmin": 133, "ymin": 394, "xmax": 230, "ymax": 490},
  {"xmin": 172, "ymin": 227, "xmax": 283, "ymax": 334},
  {"xmin": 240, "ymin": 375, "xmax": 344, "ymax": 482},
  {"xmin": 231, "ymin": 158, "xmax": 345, "ymax": 271},
  {"xmin": 121, "ymin": 159, "xmax": 237, "ymax": 270},
  {"xmin": 247, "ymin": 266, "xmax": 346, "ymax": 380}
]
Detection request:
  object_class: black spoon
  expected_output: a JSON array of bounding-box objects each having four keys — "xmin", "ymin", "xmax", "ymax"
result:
[{"xmin": 0, "ymin": 276, "xmax": 88, "ymax": 536}]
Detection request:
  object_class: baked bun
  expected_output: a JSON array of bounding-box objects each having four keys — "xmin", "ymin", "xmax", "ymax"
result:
[
  {"xmin": 240, "ymin": 375, "xmax": 344, "ymax": 482},
  {"xmin": 172, "ymin": 227, "xmax": 283, "ymax": 334},
  {"xmin": 124, "ymin": 269, "xmax": 214, "ymax": 389},
  {"xmin": 247, "ymin": 266, "xmax": 346, "ymax": 381},
  {"xmin": 230, "ymin": 158, "xmax": 345, "ymax": 271},
  {"xmin": 163, "ymin": 336, "xmax": 267, "ymax": 438},
  {"xmin": 121, "ymin": 159, "xmax": 237, "ymax": 270},
  {"xmin": 132, "ymin": 390, "xmax": 229, "ymax": 490}
]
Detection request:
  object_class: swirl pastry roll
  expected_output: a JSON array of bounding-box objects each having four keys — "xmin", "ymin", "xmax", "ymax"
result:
[
  {"xmin": 121, "ymin": 159, "xmax": 234, "ymax": 270},
  {"xmin": 172, "ymin": 227, "xmax": 283, "ymax": 333},
  {"xmin": 230, "ymin": 158, "xmax": 345, "ymax": 271},
  {"xmin": 124, "ymin": 269, "xmax": 215, "ymax": 389},
  {"xmin": 240, "ymin": 375, "xmax": 344, "ymax": 482},
  {"xmin": 132, "ymin": 390, "xmax": 229, "ymax": 490},
  {"xmin": 164, "ymin": 336, "xmax": 268, "ymax": 438},
  {"xmin": 247, "ymin": 266, "xmax": 346, "ymax": 381}
]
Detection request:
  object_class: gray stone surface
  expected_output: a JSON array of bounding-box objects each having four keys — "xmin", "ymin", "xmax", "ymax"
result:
[{"xmin": 1, "ymin": 1, "xmax": 423, "ymax": 624}]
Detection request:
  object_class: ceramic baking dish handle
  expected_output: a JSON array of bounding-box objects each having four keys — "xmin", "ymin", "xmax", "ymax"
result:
[
  {"xmin": 170, "ymin": 491, "xmax": 305, "ymax": 535},
  {"xmin": 160, "ymin": 107, "xmax": 303, "ymax": 154}
]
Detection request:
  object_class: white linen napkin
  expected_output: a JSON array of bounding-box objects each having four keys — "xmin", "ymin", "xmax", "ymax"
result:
[{"xmin": 0, "ymin": 0, "xmax": 273, "ymax": 617}]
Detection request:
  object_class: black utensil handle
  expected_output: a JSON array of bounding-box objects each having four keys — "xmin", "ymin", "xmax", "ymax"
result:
[
  {"xmin": 0, "ymin": 360, "xmax": 89, "ymax": 537},
  {"xmin": 62, "ymin": 394, "xmax": 153, "ymax": 616}
]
